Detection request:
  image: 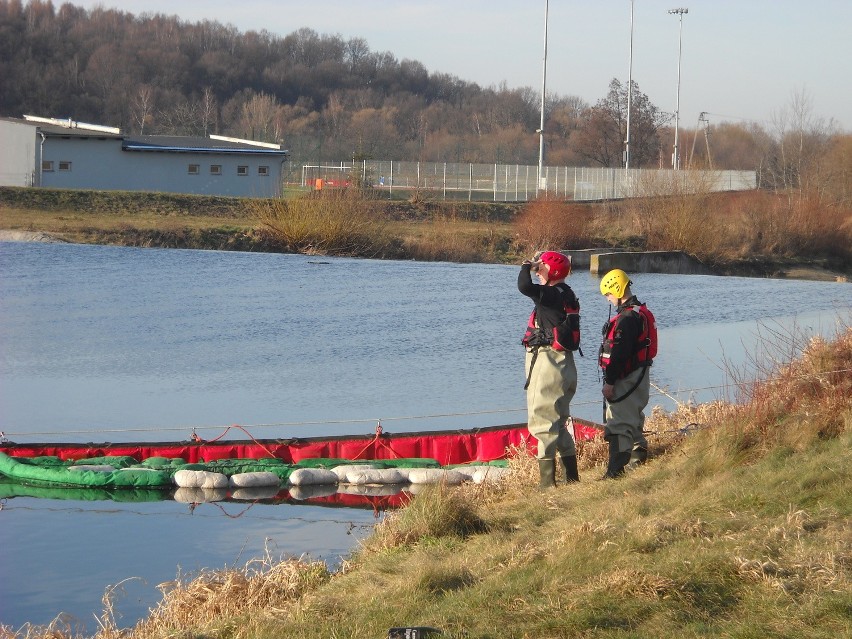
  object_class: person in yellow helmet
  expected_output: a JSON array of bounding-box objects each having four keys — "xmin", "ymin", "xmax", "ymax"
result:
[
  {"xmin": 598, "ymin": 269, "xmax": 657, "ymax": 478},
  {"xmin": 519, "ymin": 250, "xmax": 582, "ymax": 489}
]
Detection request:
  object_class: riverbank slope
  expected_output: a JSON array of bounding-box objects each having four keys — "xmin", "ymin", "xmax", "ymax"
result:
[{"xmin": 1, "ymin": 187, "xmax": 849, "ymax": 281}]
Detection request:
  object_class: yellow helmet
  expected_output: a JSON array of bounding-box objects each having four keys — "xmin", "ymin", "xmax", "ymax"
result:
[{"xmin": 600, "ymin": 269, "xmax": 631, "ymax": 298}]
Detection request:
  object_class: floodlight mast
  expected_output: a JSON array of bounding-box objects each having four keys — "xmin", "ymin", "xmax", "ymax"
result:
[
  {"xmin": 537, "ymin": 0, "xmax": 549, "ymax": 194},
  {"xmin": 668, "ymin": 7, "xmax": 688, "ymax": 171},
  {"xmin": 625, "ymin": 0, "xmax": 634, "ymax": 170}
]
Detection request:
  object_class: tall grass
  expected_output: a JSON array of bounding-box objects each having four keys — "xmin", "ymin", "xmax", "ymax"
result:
[
  {"xmin": 5, "ymin": 184, "xmax": 849, "ymax": 272},
  {"xmin": 510, "ymin": 176, "xmax": 851, "ymax": 273},
  {"xmin": 628, "ymin": 170, "xmax": 727, "ymax": 257},
  {"xmin": 397, "ymin": 211, "xmax": 512, "ymax": 263},
  {"xmin": 720, "ymin": 320, "xmax": 851, "ymax": 454},
  {"xmin": 600, "ymin": 187, "xmax": 851, "ymax": 270}
]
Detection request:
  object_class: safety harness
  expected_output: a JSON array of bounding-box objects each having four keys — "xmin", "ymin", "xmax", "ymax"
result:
[
  {"xmin": 522, "ymin": 283, "xmax": 582, "ymax": 390},
  {"xmin": 599, "ymin": 300, "xmax": 657, "ymax": 403}
]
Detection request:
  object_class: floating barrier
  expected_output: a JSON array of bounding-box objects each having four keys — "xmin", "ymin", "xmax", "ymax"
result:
[
  {"xmin": 0, "ymin": 421, "xmax": 600, "ymax": 505},
  {"xmin": 0, "ymin": 452, "xmax": 511, "ymax": 495}
]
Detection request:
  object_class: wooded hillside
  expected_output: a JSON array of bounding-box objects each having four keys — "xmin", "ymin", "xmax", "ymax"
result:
[{"xmin": 2, "ymin": 0, "xmax": 849, "ymax": 183}]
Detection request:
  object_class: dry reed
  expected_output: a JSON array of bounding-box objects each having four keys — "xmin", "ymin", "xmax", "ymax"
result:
[{"xmin": 94, "ymin": 550, "xmax": 330, "ymax": 639}]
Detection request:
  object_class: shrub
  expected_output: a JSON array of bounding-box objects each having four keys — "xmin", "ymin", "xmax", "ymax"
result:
[
  {"xmin": 253, "ymin": 189, "xmax": 389, "ymax": 256},
  {"xmin": 626, "ymin": 171, "xmax": 725, "ymax": 259},
  {"xmin": 513, "ymin": 197, "xmax": 596, "ymax": 255}
]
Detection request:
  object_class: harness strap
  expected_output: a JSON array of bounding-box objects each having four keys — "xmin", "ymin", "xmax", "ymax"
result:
[
  {"xmin": 523, "ymin": 346, "xmax": 540, "ymax": 390},
  {"xmin": 608, "ymin": 363, "xmax": 648, "ymax": 404}
]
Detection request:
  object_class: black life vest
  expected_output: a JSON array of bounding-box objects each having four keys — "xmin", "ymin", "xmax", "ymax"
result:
[
  {"xmin": 522, "ymin": 283, "xmax": 581, "ymax": 353},
  {"xmin": 599, "ymin": 302, "xmax": 657, "ymax": 374}
]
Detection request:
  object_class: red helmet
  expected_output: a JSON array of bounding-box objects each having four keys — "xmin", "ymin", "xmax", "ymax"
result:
[{"xmin": 539, "ymin": 251, "xmax": 571, "ymax": 281}]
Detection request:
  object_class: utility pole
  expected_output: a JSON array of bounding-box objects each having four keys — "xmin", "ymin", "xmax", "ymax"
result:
[
  {"xmin": 668, "ymin": 7, "xmax": 688, "ymax": 170},
  {"xmin": 701, "ymin": 112, "xmax": 712, "ymax": 169},
  {"xmin": 689, "ymin": 111, "xmax": 713, "ymax": 169}
]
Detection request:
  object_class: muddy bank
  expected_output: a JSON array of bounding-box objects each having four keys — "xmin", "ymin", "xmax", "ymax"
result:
[{"xmin": 0, "ymin": 230, "xmax": 68, "ymax": 243}]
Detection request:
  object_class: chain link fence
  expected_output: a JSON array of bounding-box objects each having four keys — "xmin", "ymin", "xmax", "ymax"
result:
[{"xmin": 292, "ymin": 160, "xmax": 757, "ymax": 202}]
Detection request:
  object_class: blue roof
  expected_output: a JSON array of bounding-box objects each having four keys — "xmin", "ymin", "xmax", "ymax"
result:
[{"xmin": 122, "ymin": 135, "xmax": 288, "ymax": 156}]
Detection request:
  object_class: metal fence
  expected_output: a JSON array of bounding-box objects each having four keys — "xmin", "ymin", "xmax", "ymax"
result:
[{"xmin": 294, "ymin": 161, "xmax": 757, "ymax": 202}]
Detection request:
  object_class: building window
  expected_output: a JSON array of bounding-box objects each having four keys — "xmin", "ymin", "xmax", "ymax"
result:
[
  {"xmin": 188, "ymin": 164, "xmax": 200, "ymax": 175},
  {"xmin": 210, "ymin": 164, "xmax": 222, "ymax": 175},
  {"xmin": 42, "ymin": 161, "xmax": 54, "ymax": 172},
  {"xmin": 258, "ymin": 165, "xmax": 269, "ymax": 176},
  {"xmin": 58, "ymin": 161, "xmax": 72, "ymax": 171},
  {"xmin": 237, "ymin": 165, "xmax": 248, "ymax": 176}
]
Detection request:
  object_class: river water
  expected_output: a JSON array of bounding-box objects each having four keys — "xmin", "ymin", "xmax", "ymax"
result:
[{"xmin": 0, "ymin": 241, "xmax": 848, "ymax": 630}]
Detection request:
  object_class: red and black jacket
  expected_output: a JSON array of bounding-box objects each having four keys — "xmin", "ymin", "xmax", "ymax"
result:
[
  {"xmin": 518, "ymin": 263, "xmax": 581, "ymax": 352},
  {"xmin": 599, "ymin": 297, "xmax": 657, "ymax": 383}
]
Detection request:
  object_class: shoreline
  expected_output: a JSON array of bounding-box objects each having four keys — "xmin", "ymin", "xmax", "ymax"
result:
[
  {"xmin": 0, "ymin": 229, "xmax": 69, "ymax": 243},
  {"xmin": 2, "ymin": 229, "xmax": 848, "ymax": 283}
]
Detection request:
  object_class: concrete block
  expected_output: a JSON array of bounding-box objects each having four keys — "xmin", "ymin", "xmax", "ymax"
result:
[
  {"xmin": 562, "ymin": 248, "xmax": 626, "ymax": 270},
  {"xmin": 590, "ymin": 251, "xmax": 714, "ymax": 275}
]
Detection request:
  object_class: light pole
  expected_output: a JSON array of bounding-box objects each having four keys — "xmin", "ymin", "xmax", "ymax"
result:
[
  {"xmin": 668, "ymin": 7, "xmax": 687, "ymax": 171},
  {"xmin": 625, "ymin": 0, "xmax": 634, "ymax": 170},
  {"xmin": 537, "ymin": 0, "xmax": 548, "ymax": 194}
]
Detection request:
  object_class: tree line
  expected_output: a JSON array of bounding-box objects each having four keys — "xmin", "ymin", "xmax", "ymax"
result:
[{"xmin": 1, "ymin": 0, "xmax": 849, "ymax": 201}]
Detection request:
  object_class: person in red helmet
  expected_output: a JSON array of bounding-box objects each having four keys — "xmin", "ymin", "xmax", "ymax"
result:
[{"xmin": 518, "ymin": 250, "xmax": 582, "ymax": 489}]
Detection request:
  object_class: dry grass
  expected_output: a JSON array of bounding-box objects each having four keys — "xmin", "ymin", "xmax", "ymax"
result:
[
  {"xmin": 5, "ymin": 184, "xmax": 849, "ymax": 273},
  {"xmin": 395, "ymin": 213, "xmax": 512, "ymax": 263},
  {"xmin": 124, "ymin": 551, "xmax": 328, "ymax": 639},
  {"xmin": 619, "ymin": 187, "xmax": 852, "ymax": 269},
  {"xmin": 0, "ymin": 206, "xmax": 257, "ymax": 235},
  {"xmin": 722, "ymin": 322, "xmax": 852, "ymax": 453},
  {"xmin": 628, "ymin": 171, "xmax": 726, "ymax": 256}
]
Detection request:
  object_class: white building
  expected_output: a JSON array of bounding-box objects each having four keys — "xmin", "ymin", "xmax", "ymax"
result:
[{"xmin": 0, "ymin": 115, "xmax": 289, "ymax": 198}]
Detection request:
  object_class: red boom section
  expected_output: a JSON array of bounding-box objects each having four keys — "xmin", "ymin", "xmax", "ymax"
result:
[
  {"xmin": 0, "ymin": 420, "xmax": 601, "ymax": 465},
  {"xmin": 0, "ymin": 424, "xmax": 530, "ymax": 465}
]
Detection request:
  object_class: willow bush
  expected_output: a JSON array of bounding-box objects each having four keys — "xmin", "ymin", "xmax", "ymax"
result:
[
  {"xmin": 628, "ymin": 170, "xmax": 725, "ymax": 259},
  {"xmin": 253, "ymin": 189, "xmax": 390, "ymax": 257},
  {"xmin": 513, "ymin": 198, "xmax": 597, "ymax": 255}
]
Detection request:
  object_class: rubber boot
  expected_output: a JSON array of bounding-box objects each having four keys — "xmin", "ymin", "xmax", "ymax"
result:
[
  {"xmin": 601, "ymin": 437, "xmax": 631, "ymax": 479},
  {"xmin": 627, "ymin": 444, "xmax": 648, "ymax": 470},
  {"xmin": 538, "ymin": 458, "xmax": 556, "ymax": 489},
  {"xmin": 561, "ymin": 455, "xmax": 580, "ymax": 483}
]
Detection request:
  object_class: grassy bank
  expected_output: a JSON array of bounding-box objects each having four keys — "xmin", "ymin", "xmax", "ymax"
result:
[
  {"xmin": 0, "ymin": 187, "xmax": 521, "ymax": 261},
  {"xmin": 1, "ymin": 186, "xmax": 849, "ymax": 279},
  {"xmin": 5, "ymin": 323, "xmax": 849, "ymax": 639}
]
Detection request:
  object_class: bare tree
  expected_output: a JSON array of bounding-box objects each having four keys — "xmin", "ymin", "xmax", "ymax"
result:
[
  {"xmin": 762, "ymin": 88, "xmax": 840, "ymax": 200},
  {"xmin": 239, "ymin": 91, "xmax": 281, "ymax": 141},
  {"xmin": 157, "ymin": 99, "xmax": 201, "ymax": 136},
  {"xmin": 199, "ymin": 86, "xmax": 218, "ymax": 136},
  {"xmin": 130, "ymin": 84, "xmax": 155, "ymax": 134},
  {"xmin": 571, "ymin": 79, "xmax": 669, "ymax": 168}
]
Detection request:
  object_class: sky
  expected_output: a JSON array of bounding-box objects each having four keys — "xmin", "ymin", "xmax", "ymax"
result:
[{"xmin": 71, "ymin": 0, "xmax": 852, "ymax": 132}]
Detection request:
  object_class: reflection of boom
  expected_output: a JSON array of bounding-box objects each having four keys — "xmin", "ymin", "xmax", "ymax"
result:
[{"xmin": 689, "ymin": 112, "xmax": 713, "ymax": 169}]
